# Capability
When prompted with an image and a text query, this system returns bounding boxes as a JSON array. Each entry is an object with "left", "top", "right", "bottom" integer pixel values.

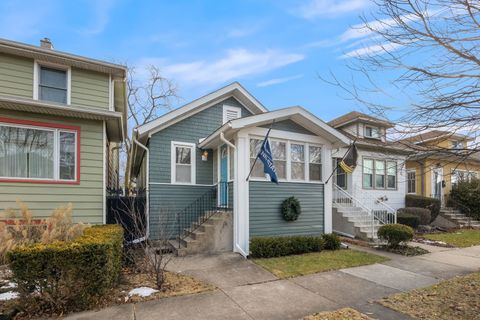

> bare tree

[{"left": 327, "top": 0, "right": 480, "bottom": 155}]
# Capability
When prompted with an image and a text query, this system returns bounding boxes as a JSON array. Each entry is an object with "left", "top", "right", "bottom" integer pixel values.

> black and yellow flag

[{"left": 339, "top": 143, "right": 358, "bottom": 174}]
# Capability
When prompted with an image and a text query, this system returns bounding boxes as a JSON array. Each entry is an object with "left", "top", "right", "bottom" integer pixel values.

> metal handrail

[
  {"left": 352, "top": 185, "right": 397, "bottom": 225},
  {"left": 444, "top": 195, "right": 472, "bottom": 227}
]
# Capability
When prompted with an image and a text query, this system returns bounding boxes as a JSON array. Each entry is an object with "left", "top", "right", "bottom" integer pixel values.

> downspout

[
  {"left": 220, "top": 132, "right": 236, "bottom": 150},
  {"left": 133, "top": 132, "right": 150, "bottom": 241}
]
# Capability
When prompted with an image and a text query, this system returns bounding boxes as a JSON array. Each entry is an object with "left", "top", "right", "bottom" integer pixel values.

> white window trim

[
  {"left": 362, "top": 157, "right": 398, "bottom": 190},
  {"left": 0, "top": 122, "right": 77, "bottom": 182},
  {"left": 248, "top": 135, "right": 324, "bottom": 183},
  {"left": 223, "top": 105, "right": 242, "bottom": 124},
  {"left": 386, "top": 160, "right": 397, "bottom": 190},
  {"left": 108, "top": 74, "right": 114, "bottom": 111},
  {"left": 33, "top": 60, "right": 71, "bottom": 105},
  {"left": 364, "top": 125, "right": 381, "bottom": 140},
  {"left": 171, "top": 141, "right": 196, "bottom": 185},
  {"left": 407, "top": 169, "right": 416, "bottom": 194}
]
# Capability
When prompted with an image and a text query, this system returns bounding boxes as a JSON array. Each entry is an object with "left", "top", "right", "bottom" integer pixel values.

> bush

[
  {"left": 405, "top": 195, "right": 440, "bottom": 223},
  {"left": 8, "top": 224, "right": 123, "bottom": 314},
  {"left": 449, "top": 179, "right": 480, "bottom": 220},
  {"left": 377, "top": 224, "right": 414, "bottom": 248},
  {"left": 322, "top": 233, "right": 341, "bottom": 250},
  {"left": 250, "top": 235, "right": 325, "bottom": 258},
  {"left": 397, "top": 212, "right": 420, "bottom": 229}
]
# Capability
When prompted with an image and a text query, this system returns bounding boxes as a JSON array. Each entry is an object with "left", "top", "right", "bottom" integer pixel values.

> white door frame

[{"left": 431, "top": 167, "right": 444, "bottom": 205}]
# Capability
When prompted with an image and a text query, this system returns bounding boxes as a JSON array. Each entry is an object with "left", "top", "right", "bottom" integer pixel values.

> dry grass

[
  {"left": 303, "top": 307, "right": 373, "bottom": 320},
  {"left": 424, "top": 229, "right": 480, "bottom": 248},
  {"left": 379, "top": 272, "right": 480, "bottom": 320}
]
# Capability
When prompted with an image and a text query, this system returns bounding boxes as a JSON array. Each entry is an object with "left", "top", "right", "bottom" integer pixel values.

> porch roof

[{"left": 199, "top": 106, "right": 351, "bottom": 149}]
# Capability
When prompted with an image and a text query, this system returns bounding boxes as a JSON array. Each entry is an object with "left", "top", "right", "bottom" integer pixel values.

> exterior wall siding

[
  {"left": 260, "top": 119, "right": 316, "bottom": 135},
  {"left": 0, "top": 53, "right": 33, "bottom": 99},
  {"left": 149, "top": 97, "right": 252, "bottom": 185},
  {"left": 249, "top": 181, "right": 325, "bottom": 237},
  {"left": 0, "top": 109, "right": 104, "bottom": 224},
  {"left": 70, "top": 68, "right": 110, "bottom": 110}
]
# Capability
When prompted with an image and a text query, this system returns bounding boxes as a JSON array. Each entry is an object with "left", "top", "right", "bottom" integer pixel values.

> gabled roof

[
  {"left": 398, "top": 130, "right": 471, "bottom": 145},
  {"left": 199, "top": 106, "right": 351, "bottom": 149},
  {"left": 328, "top": 111, "right": 394, "bottom": 129},
  {"left": 136, "top": 82, "right": 267, "bottom": 138},
  {"left": 339, "top": 129, "right": 412, "bottom": 155}
]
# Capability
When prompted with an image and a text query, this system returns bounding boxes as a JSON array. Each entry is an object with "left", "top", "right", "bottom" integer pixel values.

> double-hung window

[
  {"left": 172, "top": 142, "right": 195, "bottom": 184},
  {"left": 0, "top": 120, "right": 78, "bottom": 183},
  {"left": 407, "top": 170, "right": 416, "bottom": 193},
  {"left": 38, "top": 65, "right": 69, "bottom": 104},
  {"left": 387, "top": 161, "right": 397, "bottom": 189},
  {"left": 309, "top": 146, "right": 322, "bottom": 181},
  {"left": 364, "top": 126, "right": 381, "bottom": 139},
  {"left": 363, "top": 159, "right": 374, "bottom": 188},
  {"left": 290, "top": 143, "right": 305, "bottom": 180},
  {"left": 363, "top": 158, "right": 397, "bottom": 190}
]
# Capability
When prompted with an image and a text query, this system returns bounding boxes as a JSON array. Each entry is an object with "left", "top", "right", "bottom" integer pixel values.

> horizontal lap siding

[
  {"left": 149, "top": 184, "right": 212, "bottom": 239},
  {"left": 249, "top": 181, "right": 324, "bottom": 237},
  {"left": 0, "top": 54, "right": 33, "bottom": 98},
  {"left": 0, "top": 109, "right": 104, "bottom": 223},
  {"left": 260, "top": 119, "right": 316, "bottom": 135},
  {"left": 71, "top": 68, "right": 109, "bottom": 110}
]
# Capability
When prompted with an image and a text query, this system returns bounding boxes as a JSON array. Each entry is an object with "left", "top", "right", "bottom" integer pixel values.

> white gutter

[
  {"left": 220, "top": 132, "right": 236, "bottom": 150},
  {"left": 133, "top": 132, "right": 150, "bottom": 240}
]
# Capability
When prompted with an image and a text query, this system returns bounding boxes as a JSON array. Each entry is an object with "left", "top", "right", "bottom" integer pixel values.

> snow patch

[
  {"left": 3, "top": 282, "right": 17, "bottom": 289},
  {"left": 128, "top": 287, "right": 159, "bottom": 297},
  {"left": 0, "top": 291, "right": 19, "bottom": 301}
]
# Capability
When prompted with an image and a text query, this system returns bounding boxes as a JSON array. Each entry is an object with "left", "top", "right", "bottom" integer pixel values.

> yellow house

[{"left": 400, "top": 130, "right": 480, "bottom": 205}]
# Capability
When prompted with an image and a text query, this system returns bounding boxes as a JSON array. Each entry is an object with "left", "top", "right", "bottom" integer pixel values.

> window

[
  {"left": 249, "top": 138, "right": 322, "bottom": 182},
  {"left": 290, "top": 143, "right": 305, "bottom": 180},
  {"left": 223, "top": 105, "right": 241, "bottom": 124},
  {"left": 335, "top": 159, "right": 347, "bottom": 189},
  {"left": 375, "top": 160, "right": 385, "bottom": 188},
  {"left": 38, "top": 66, "right": 68, "bottom": 104},
  {"left": 452, "top": 169, "right": 477, "bottom": 186},
  {"left": 363, "top": 159, "right": 373, "bottom": 188},
  {"left": 407, "top": 170, "right": 416, "bottom": 193},
  {"left": 0, "top": 121, "right": 78, "bottom": 183},
  {"left": 309, "top": 146, "right": 322, "bottom": 181},
  {"left": 452, "top": 141, "right": 464, "bottom": 149},
  {"left": 364, "top": 126, "right": 381, "bottom": 139},
  {"left": 387, "top": 161, "right": 397, "bottom": 189},
  {"left": 172, "top": 142, "right": 195, "bottom": 184}
]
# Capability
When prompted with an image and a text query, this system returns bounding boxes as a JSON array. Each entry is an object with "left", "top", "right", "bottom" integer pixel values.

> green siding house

[
  {"left": 130, "top": 83, "right": 350, "bottom": 256},
  {"left": 0, "top": 38, "right": 127, "bottom": 224}
]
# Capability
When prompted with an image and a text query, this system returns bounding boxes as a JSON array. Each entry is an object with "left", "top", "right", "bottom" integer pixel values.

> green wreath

[{"left": 281, "top": 197, "right": 301, "bottom": 221}]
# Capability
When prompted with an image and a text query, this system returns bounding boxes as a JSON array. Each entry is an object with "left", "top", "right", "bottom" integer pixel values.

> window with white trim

[
  {"left": 309, "top": 146, "right": 322, "bottom": 181},
  {"left": 451, "top": 169, "right": 477, "bottom": 186},
  {"left": 363, "top": 158, "right": 397, "bottom": 190},
  {"left": 172, "top": 142, "right": 195, "bottom": 184},
  {"left": 39, "top": 66, "right": 68, "bottom": 104},
  {"left": 223, "top": 105, "right": 241, "bottom": 124},
  {"left": 407, "top": 170, "right": 416, "bottom": 193},
  {"left": 364, "top": 126, "right": 381, "bottom": 139},
  {"left": 0, "top": 123, "right": 77, "bottom": 182},
  {"left": 387, "top": 161, "right": 397, "bottom": 189},
  {"left": 290, "top": 143, "right": 305, "bottom": 180},
  {"left": 451, "top": 141, "right": 464, "bottom": 149}
]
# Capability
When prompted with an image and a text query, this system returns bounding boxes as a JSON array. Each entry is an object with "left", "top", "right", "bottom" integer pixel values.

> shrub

[
  {"left": 377, "top": 224, "right": 414, "bottom": 248},
  {"left": 405, "top": 195, "right": 440, "bottom": 223},
  {"left": 449, "top": 179, "right": 480, "bottom": 220},
  {"left": 398, "top": 207, "right": 431, "bottom": 225},
  {"left": 0, "top": 202, "right": 86, "bottom": 264},
  {"left": 322, "top": 233, "right": 341, "bottom": 250},
  {"left": 397, "top": 212, "right": 420, "bottom": 229},
  {"left": 250, "top": 235, "right": 325, "bottom": 258},
  {"left": 8, "top": 224, "right": 123, "bottom": 314}
]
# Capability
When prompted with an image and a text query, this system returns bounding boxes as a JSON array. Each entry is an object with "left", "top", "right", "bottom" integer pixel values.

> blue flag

[{"left": 258, "top": 138, "right": 279, "bottom": 184}]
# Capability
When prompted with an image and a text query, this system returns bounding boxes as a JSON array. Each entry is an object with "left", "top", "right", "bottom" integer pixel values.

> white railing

[
  {"left": 333, "top": 184, "right": 375, "bottom": 235},
  {"left": 352, "top": 186, "right": 397, "bottom": 225}
]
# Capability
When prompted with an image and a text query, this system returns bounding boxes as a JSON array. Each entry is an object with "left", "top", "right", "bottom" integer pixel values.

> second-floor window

[
  {"left": 452, "top": 141, "right": 464, "bottom": 149},
  {"left": 39, "top": 66, "right": 68, "bottom": 104},
  {"left": 363, "top": 158, "right": 397, "bottom": 189},
  {"left": 364, "top": 126, "right": 381, "bottom": 139}
]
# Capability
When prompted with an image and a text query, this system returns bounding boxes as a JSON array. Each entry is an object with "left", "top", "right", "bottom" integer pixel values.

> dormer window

[
  {"left": 223, "top": 105, "right": 241, "bottom": 124},
  {"left": 452, "top": 141, "right": 463, "bottom": 149},
  {"left": 34, "top": 62, "right": 71, "bottom": 105},
  {"left": 364, "top": 126, "right": 380, "bottom": 139}
]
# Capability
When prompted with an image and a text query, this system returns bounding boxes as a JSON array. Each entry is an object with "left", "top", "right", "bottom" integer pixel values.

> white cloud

[
  {"left": 257, "top": 74, "right": 304, "bottom": 87},
  {"left": 297, "top": 0, "right": 371, "bottom": 19},
  {"left": 339, "top": 42, "right": 403, "bottom": 59},
  {"left": 152, "top": 49, "right": 304, "bottom": 86},
  {"left": 78, "top": 0, "right": 115, "bottom": 35}
]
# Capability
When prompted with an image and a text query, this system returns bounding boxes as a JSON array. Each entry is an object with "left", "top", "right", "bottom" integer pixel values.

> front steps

[
  {"left": 168, "top": 211, "right": 233, "bottom": 256},
  {"left": 333, "top": 206, "right": 381, "bottom": 241},
  {"left": 440, "top": 207, "right": 480, "bottom": 228}
]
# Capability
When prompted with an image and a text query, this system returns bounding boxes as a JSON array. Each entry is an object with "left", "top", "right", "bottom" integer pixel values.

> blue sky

[{"left": 0, "top": 0, "right": 389, "bottom": 122}]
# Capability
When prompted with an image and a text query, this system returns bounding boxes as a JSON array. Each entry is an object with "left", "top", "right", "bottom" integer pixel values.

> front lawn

[
  {"left": 424, "top": 229, "right": 480, "bottom": 248},
  {"left": 379, "top": 272, "right": 480, "bottom": 320},
  {"left": 253, "top": 249, "right": 388, "bottom": 278},
  {"left": 303, "top": 307, "right": 373, "bottom": 320}
]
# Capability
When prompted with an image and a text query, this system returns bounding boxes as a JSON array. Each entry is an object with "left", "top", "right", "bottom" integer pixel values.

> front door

[
  {"left": 432, "top": 167, "right": 443, "bottom": 204},
  {"left": 219, "top": 145, "right": 228, "bottom": 207}
]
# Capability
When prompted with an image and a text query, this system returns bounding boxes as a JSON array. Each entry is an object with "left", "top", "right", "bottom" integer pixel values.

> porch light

[{"left": 202, "top": 150, "right": 209, "bottom": 161}]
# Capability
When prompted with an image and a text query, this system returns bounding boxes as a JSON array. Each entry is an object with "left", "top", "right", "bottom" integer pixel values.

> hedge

[
  {"left": 397, "top": 212, "right": 420, "bottom": 229},
  {"left": 449, "top": 179, "right": 480, "bottom": 220},
  {"left": 377, "top": 224, "right": 414, "bottom": 247},
  {"left": 250, "top": 234, "right": 341, "bottom": 258},
  {"left": 398, "top": 207, "right": 431, "bottom": 225},
  {"left": 8, "top": 224, "right": 123, "bottom": 313},
  {"left": 405, "top": 194, "right": 440, "bottom": 223}
]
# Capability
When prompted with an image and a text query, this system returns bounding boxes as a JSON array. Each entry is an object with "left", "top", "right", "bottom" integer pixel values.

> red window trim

[{"left": 0, "top": 117, "right": 81, "bottom": 185}]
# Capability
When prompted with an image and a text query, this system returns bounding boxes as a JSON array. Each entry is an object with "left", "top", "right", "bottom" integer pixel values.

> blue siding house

[{"left": 129, "top": 82, "right": 350, "bottom": 256}]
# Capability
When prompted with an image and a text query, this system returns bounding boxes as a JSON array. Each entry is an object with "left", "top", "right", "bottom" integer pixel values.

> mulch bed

[
  {"left": 413, "top": 236, "right": 454, "bottom": 248},
  {"left": 374, "top": 245, "right": 429, "bottom": 256},
  {"left": 303, "top": 307, "right": 373, "bottom": 320}
]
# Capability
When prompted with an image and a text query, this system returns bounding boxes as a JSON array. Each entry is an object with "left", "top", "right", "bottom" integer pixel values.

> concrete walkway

[{"left": 65, "top": 244, "right": 480, "bottom": 320}]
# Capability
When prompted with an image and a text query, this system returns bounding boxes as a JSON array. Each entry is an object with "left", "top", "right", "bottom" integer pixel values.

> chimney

[{"left": 40, "top": 38, "right": 53, "bottom": 50}]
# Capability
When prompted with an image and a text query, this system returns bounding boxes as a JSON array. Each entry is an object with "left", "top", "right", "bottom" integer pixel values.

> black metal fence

[{"left": 106, "top": 192, "right": 146, "bottom": 242}]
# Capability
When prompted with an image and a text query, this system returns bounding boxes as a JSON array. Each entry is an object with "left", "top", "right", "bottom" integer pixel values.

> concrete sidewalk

[{"left": 65, "top": 245, "right": 480, "bottom": 320}]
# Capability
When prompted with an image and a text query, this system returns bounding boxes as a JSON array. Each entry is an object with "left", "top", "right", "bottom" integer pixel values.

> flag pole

[
  {"left": 246, "top": 120, "right": 275, "bottom": 182},
  {"left": 325, "top": 137, "right": 357, "bottom": 184}
]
